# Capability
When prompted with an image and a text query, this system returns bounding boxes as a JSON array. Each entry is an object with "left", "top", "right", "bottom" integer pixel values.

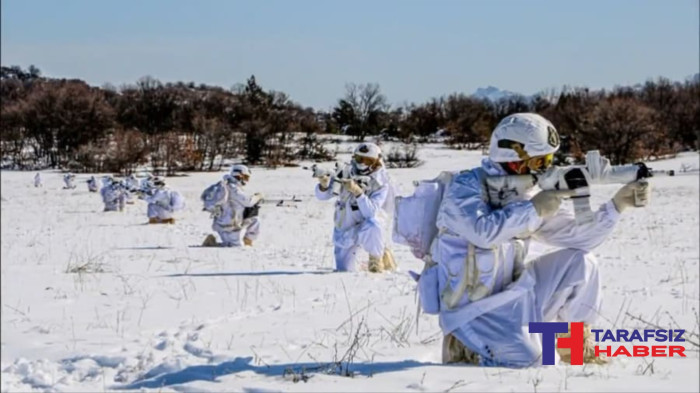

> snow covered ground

[{"left": 1, "top": 144, "right": 698, "bottom": 392}]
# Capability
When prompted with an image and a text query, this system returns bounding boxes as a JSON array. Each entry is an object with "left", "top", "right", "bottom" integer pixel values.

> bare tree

[
  {"left": 2, "top": 64, "right": 698, "bottom": 172},
  {"left": 336, "top": 82, "right": 389, "bottom": 141},
  {"left": 581, "top": 96, "right": 656, "bottom": 164}
]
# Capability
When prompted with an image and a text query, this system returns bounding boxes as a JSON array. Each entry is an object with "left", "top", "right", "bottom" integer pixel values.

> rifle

[
  {"left": 259, "top": 195, "right": 304, "bottom": 206},
  {"left": 133, "top": 185, "right": 157, "bottom": 200},
  {"left": 485, "top": 150, "right": 677, "bottom": 224},
  {"left": 302, "top": 163, "right": 372, "bottom": 195},
  {"left": 204, "top": 195, "right": 303, "bottom": 220},
  {"left": 243, "top": 196, "right": 303, "bottom": 218}
]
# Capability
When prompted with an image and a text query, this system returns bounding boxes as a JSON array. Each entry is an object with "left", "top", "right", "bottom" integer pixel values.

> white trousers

[
  {"left": 147, "top": 203, "right": 172, "bottom": 219},
  {"left": 217, "top": 217, "right": 260, "bottom": 247},
  {"left": 104, "top": 196, "right": 125, "bottom": 212},
  {"left": 450, "top": 248, "right": 601, "bottom": 367},
  {"left": 334, "top": 219, "right": 385, "bottom": 272}
]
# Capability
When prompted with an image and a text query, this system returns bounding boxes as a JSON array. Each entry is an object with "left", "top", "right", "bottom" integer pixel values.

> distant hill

[{"left": 471, "top": 86, "right": 529, "bottom": 102}]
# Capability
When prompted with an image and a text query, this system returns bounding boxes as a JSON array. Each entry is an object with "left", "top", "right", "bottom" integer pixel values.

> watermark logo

[{"left": 529, "top": 322, "right": 686, "bottom": 365}]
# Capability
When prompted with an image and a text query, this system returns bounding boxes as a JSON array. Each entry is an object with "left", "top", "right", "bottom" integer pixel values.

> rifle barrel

[
  {"left": 653, "top": 169, "right": 699, "bottom": 177},
  {"left": 649, "top": 169, "right": 677, "bottom": 177}
]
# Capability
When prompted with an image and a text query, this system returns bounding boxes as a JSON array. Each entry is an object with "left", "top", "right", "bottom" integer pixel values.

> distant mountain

[
  {"left": 471, "top": 86, "right": 528, "bottom": 102},
  {"left": 470, "top": 75, "right": 699, "bottom": 104}
]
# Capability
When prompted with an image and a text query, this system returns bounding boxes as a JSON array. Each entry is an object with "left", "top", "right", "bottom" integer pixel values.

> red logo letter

[
  {"left": 633, "top": 346, "right": 649, "bottom": 357},
  {"left": 595, "top": 346, "right": 611, "bottom": 357},
  {"left": 669, "top": 346, "right": 686, "bottom": 357},
  {"left": 651, "top": 346, "right": 666, "bottom": 357},
  {"left": 557, "top": 322, "right": 584, "bottom": 365}
]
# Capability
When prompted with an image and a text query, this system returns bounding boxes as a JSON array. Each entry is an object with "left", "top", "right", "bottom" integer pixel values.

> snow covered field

[{"left": 1, "top": 145, "right": 699, "bottom": 392}]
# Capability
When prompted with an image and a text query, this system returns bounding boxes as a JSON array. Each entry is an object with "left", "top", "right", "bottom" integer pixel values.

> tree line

[{"left": 1, "top": 64, "right": 697, "bottom": 174}]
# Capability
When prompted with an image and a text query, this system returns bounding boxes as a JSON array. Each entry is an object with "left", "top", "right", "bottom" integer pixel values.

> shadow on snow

[
  {"left": 115, "top": 356, "right": 435, "bottom": 390},
  {"left": 163, "top": 270, "right": 334, "bottom": 278}
]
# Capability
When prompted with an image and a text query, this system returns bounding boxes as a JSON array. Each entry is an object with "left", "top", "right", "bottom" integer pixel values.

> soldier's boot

[
  {"left": 556, "top": 323, "right": 610, "bottom": 365},
  {"left": 442, "top": 333, "right": 480, "bottom": 364},
  {"left": 202, "top": 234, "right": 218, "bottom": 247},
  {"left": 381, "top": 248, "right": 397, "bottom": 272},
  {"left": 368, "top": 254, "right": 383, "bottom": 273}
]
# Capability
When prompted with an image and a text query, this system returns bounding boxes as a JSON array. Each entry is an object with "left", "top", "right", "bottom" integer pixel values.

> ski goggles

[
  {"left": 235, "top": 173, "right": 250, "bottom": 183},
  {"left": 353, "top": 154, "right": 377, "bottom": 167},
  {"left": 507, "top": 153, "right": 554, "bottom": 174},
  {"left": 527, "top": 153, "right": 554, "bottom": 172}
]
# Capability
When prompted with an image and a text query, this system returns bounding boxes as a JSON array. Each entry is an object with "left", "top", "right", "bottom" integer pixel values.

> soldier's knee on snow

[
  {"left": 334, "top": 246, "right": 358, "bottom": 272},
  {"left": 334, "top": 264, "right": 354, "bottom": 272}
]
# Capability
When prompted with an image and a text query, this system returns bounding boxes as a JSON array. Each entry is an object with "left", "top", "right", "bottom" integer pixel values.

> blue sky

[{"left": 2, "top": 0, "right": 698, "bottom": 110}]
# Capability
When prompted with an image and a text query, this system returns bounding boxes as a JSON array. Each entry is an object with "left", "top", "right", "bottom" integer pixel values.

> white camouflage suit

[
  {"left": 124, "top": 175, "right": 139, "bottom": 203},
  {"left": 87, "top": 177, "right": 99, "bottom": 192},
  {"left": 63, "top": 174, "right": 76, "bottom": 189},
  {"left": 211, "top": 181, "right": 261, "bottom": 247},
  {"left": 146, "top": 188, "right": 185, "bottom": 221},
  {"left": 315, "top": 166, "right": 391, "bottom": 271},
  {"left": 101, "top": 183, "right": 126, "bottom": 211},
  {"left": 428, "top": 158, "right": 619, "bottom": 367}
]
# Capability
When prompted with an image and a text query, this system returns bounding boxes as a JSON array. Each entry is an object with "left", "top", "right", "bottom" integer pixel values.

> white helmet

[
  {"left": 352, "top": 143, "right": 382, "bottom": 175},
  {"left": 488, "top": 113, "right": 560, "bottom": 163},
  {"left": 230, "top": 164, "right": 252, "bottom": 185}
]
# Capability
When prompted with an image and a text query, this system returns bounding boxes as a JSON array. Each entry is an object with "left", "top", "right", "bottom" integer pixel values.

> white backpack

[
  {"left": 201, "top": 181, "right": 228, "bottom": 213},
  {"left": 392, "top": 171, "right": 455, "bottom": 261},
  {"left": 169, "top": 190, "right": 186, "bottom": 211},
  {"left": 393, "top": 171, "right": 456, "bottom": 315},
  {"left": 394, "top": 169, "right": 497, "bottom": 317}
]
